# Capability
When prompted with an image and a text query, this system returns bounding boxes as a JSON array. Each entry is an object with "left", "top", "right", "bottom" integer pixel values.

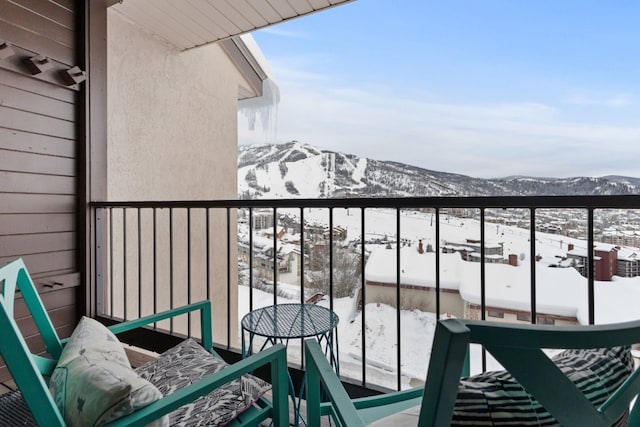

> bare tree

[{"left": 307, "top": 243, "right": 361, "bottom": 298}]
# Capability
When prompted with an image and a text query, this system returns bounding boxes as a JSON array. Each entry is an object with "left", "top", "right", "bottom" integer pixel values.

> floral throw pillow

[{"left": 49, "top": 316, "right": 166, "bottom": 427}]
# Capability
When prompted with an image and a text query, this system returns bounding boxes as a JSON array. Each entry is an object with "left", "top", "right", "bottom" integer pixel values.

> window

[
  {"left": 517, "top": 313, "right": 532, "bottom": 322},
  {"left": 537, "top": 316, "right": 555, "bottom": 325},
  {"left": 488, "top": 310, "right": 504, "bottom": 319}
]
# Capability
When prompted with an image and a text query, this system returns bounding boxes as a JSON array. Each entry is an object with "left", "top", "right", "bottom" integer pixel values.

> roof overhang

[
  {"left": 220, "top": 35, "right": 269, "bottom": 99},
  {"left": 108, "top": 0, "right": 354, "bottom": 51}
]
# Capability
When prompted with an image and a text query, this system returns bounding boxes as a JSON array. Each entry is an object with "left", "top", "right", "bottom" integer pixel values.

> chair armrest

[
  {"left": 599, "top": 367, "right": 640, "bottom": 423},
  {"left": 307, "top": 319, "right": 468, "bottom": 427},
  {"left": 107, "top": 301, "right": 213, "bottom": 352},
  {"left": 105, "top": 343, "right": 290, "bottom": 427},
  {"left": 352, "top": 387, "right": 423, "bottom": 410},
  {"left": 305, "top": 339, "right": 366, "bottom": 427}
]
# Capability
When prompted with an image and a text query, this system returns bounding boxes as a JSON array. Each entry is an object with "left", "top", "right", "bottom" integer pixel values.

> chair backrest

[
  {"left": 417, "top": 318, "right": 470, "bottom": 426},
  {"left": 0, "top": 258, "right": 66, "bottom": 425},
  {"left": 457, "top": 318, "right": 640, "bottom": 426}
]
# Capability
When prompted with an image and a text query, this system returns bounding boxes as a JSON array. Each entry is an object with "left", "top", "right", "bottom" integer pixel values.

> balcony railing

[{"left": 90, "top": 195, "right": 640, "bottom": 393}]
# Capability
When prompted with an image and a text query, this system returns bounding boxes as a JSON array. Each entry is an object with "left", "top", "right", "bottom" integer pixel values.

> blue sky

[{"left": 238, "top": 0, "right": 640, "bottom": 179}]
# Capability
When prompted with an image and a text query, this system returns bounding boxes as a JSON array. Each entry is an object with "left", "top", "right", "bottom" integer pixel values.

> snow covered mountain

[{"left": 238, "top": 141, "right": 640, "bottom": 198}]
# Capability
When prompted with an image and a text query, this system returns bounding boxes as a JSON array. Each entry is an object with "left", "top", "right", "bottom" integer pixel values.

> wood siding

[{"left": 0, "top": 0, "right": 82, "bottom": 380}]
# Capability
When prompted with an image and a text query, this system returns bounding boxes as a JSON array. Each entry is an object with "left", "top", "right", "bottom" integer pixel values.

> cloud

[
  {"left": 565, "top": 93, "right": 633, "bottom": 108},
  {"left": 239, "top": 65, "right": 640, "bottom": 179}
]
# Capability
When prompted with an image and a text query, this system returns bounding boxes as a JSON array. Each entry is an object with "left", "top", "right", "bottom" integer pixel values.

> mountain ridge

[{"left": 238, "top": 141, "right": 640, "bottom": 198}]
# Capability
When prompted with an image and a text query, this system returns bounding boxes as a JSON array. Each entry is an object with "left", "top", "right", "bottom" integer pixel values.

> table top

[{"left": 241, "top": 303, "right": 339, "bottom": 339}]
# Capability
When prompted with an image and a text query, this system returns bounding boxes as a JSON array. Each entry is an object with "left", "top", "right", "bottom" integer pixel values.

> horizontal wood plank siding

[
  {"left": 0, "top": 213, "right": 75, "bottom": 235},
  {"left": 0, "top": 150, "right": 76, "bottom": 176},
  {"left": 50, "top": 0, "right": 74, "bottom": 12},
  {"left": 10, "top": 0, "right": 75, "bottom": 29},
  {"left": 0, "top": 1, "right": 74, "bottom": 46},
  {"left": 0, "top": 194, "right": 76, "bottom": 214},
  {"left": 0, "top": 251, "right": 76, "bottom": 277},
  {"left": 0, "top": 0, "right": 75, "bottom": 65},
  {"left": 14, "top": 285, "right": 78, "bottom": 319},
  {"left": 0, "top": 106, "right": 76, "bottom": 139},
  {"left": 0, "top": 0, "right": 81, "bottom": 385},
  {"left": 0, "top": 286, "right": 77, "bottom": 382},
  {"left": 0, "top": 69, "right": 76, "bottom": 103},
  {"left": 0, "top": 171, "right": 75, "bottom": 194},
  {"left": 0, "top": 81, "right": 75, "bottom": 121},
  {"left": 0, "top": 232, "right": 76, "bottom": 258},
  {"left": 0, "top": 127, "right": 76, "bottom": 158}
]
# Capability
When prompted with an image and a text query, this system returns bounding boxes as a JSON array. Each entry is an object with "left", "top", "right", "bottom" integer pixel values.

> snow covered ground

[
  {"left": 239, "top": 284, "right": 438, "bottom": 390},
  {"left": 238, "top": 208, "right": 640, "bottom": 390}
]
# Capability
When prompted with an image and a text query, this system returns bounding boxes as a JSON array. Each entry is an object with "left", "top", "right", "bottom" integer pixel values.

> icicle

[{"left": 239, "top": 78, "right": 280, "bottom": 142}]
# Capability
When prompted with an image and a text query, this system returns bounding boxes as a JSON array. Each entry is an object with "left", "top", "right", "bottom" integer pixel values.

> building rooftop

[{"left": 365, "top": 246, "right": 640, "bottom": 325}]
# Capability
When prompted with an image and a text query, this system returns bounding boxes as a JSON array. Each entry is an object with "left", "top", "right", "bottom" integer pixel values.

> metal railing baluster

[
  {"left": 361, "top": 207, "right": 366, "bottom": 387},
  {"left": 227, "top": 207, "right": 232, "bottom": 349},
  {"left": 123, "top": 208, "right": 127, "bottom": 321},
  {"left": 187, "top": 208, "right": 192, "bottom": 338},
  {"left": 137, "top": 208, "right": 142, "bottom": 319},
  {"left": 395, "top": 207, "right": 401, "bottom": 391},
  {"left": 248, "top": 208, "right": 254, "bottom": 312},
  {"left": 273, "top": 207, "right": 278, "bottom": 306},
  {"left": 435, "top": 209, "right": 440, "bottom": 318},
  {"left": 169, "top": 208, "right": 174, "bottom": 334},
  {"left": 89, "top": 195, "right": 640, "bottom": 392},
  {"left": 530, "top": 208, "right": 537, "bottom": 324},
  {"left": 588, "top": 208, "right": 595, "bottom": 325}
]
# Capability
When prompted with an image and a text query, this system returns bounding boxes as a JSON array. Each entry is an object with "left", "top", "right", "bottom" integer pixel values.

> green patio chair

[
  {"left": 304, "top": 318, "right": 471, "bottom": 427},
  {"left": 305, "top": 318, "right": 640, "bottom": 427},
  {"left": 0, "top": 258, "right": 290, "bottom": 426}
]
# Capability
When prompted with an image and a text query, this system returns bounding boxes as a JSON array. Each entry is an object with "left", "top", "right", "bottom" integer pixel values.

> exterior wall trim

[{"left": 81, "top": 0, "right": 108, "bottom": 318}]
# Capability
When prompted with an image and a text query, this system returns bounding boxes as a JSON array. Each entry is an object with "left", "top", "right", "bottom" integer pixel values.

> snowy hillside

[{"left": 238, "top": 141, "right": 640, "bottom": 198}]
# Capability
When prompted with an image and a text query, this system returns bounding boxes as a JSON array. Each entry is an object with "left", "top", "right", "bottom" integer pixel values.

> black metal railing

[{"left": 90, "top": 195, "right": 640, "bottom": 392}]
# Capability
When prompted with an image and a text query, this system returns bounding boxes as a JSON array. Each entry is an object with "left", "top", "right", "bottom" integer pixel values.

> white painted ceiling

[{"left": 111, "top": 0, "right": 354, "bottom": 50}]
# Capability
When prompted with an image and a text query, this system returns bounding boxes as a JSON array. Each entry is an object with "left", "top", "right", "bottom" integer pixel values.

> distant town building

[
  {"left": 252, "top": 210, "right": 274, "bottom": 230},
  {"left": 616, "top": 248, "right": 640, "bottom": 278},
  {"left": 442, "top": 238, "right": 504, "bottom": 263},
  {"left": 323, "top": 225, "right": 348, "bottom": 241},
  {"left": 261, "top": 226, "right": 286, "bottom": 240},
  {"left": 237, "top": 234, "right": 299, "bottom": 281},
  {"left": 364, "top": 245, "right": 583, "bottom": 326},
  {"left": 601, "top": 229, "right": 640, "bottom": 248},
  {"left": 566, "top": 243, "right": 617, "bottom": 281}
]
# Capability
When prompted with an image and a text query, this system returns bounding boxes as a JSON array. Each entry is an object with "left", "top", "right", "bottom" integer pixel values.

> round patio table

[{"left": 241, "top": 303, "right": 340, "bottom": 426}]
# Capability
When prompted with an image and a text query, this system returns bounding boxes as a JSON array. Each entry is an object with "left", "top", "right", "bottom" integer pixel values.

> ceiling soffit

[{"left": 110, "top": 0, "right": 354, "bottom": 51}]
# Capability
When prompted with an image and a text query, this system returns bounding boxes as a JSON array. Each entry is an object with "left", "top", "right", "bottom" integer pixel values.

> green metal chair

[
  {"left": 304, "top": 318, "right": 471, "bottom": 427},
  {"left": 305, "top": 317, "right": 640, "bottom": 427},
  {"left": 0, "top": 258, "right": 290, "bottom": 426}
]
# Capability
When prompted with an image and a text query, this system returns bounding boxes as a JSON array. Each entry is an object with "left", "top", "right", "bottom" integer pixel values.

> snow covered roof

[
  {"left": 468, "top": 253, "right": 504, "bottom": 259},
  {"left": 457, "top": 261, "right": 583, "bottom": 318},
  {"left": 594, "top": 242, "right": 617, "bottom": 252},
  {"left": 365, "top": 247, "right": 461, "bottom": 290},
  {"left": 444, "top": 240, "right": 503, "bottom": 249},
  {"left": 365, "top": 246, "right": 640, "bottom": 324},
  {"left": 567, "top": 247, "right": 602, "bottom": 260},
  {"left": 618, "top": 247, "right": 639, "bottom": 261}
]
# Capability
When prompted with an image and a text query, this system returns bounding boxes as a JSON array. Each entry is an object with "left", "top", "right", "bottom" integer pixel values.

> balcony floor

[{"left": 0, "top": 382, "right": 15, "bottom": 396}]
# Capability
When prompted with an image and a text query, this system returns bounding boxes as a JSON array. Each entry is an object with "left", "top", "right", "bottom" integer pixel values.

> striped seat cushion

[{"left": 451, "top": 346, "right": 633, "bottom": 426}]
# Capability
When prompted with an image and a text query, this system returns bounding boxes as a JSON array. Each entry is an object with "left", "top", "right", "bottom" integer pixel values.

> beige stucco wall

[
  {"left": 106, "top": 10, "right": 246, "bottom": 347},
  {"left": 464, "top": 303, "right": 578, "bottom": 326},
  {"left": 365, "top": 282, "right": 465, "bottom": 318}
]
